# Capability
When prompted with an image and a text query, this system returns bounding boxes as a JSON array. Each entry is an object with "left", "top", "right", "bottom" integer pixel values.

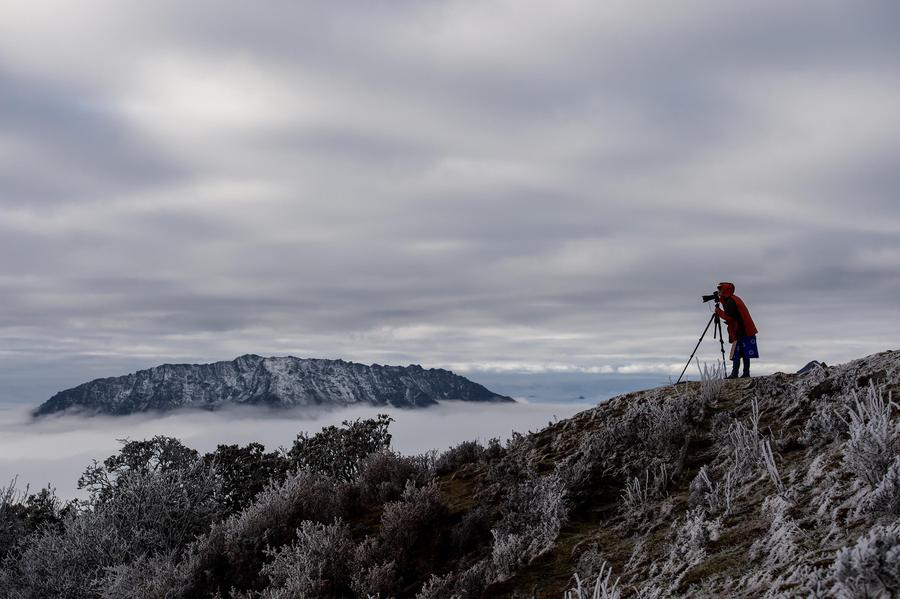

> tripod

[{"left": 675, "top": 304, "right": 728, "bottom": 384}]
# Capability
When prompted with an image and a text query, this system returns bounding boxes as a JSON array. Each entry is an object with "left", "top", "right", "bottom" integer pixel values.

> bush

[
  {"left": 491, "top": 470, "right": 568, "bottom": 581},
  {"left": 79, "top": 436, "right": 199, "bottom": 504},
  {"left": 289, "top": 414, "right": 393, "bottom": 482},
  {"left": 0, "top": 462, "right": 220, "bottom": 599},
  {"left": 1, "top": 479, "right": 28, "bottom": 558},
  {"left": 204, "top": 443, "right": 290, "bottom": 514},
  {"left": 661, "top": 507, "right": 721, "bottom": 581},
  {"left": 3, "top": 510, "right": 129, "bottom": 599},
  {"left": 688, "top": 464, "right": 738, "bottom": 516},
  {"left": 260, "top": 519, "right": 354, "bottom": 598},
  {"left": 355, "top": 450, "right": 432, "bottom": 505},
  {"left": 830, "top": 522, "right": 900, "bottom": 597},
  {"left": 435, "top": 440, "right": 485, "bottom": 475},
  {"left": 748, "top": 495, "right": 801, "bottom": 570},
  {"left": 450, "top": 505, "right": 494, "bottom": 554},
  {"left": 864, "top": 456, "right": 900, "bottom": 517},
  {"left": 168, "top": 469, "right": 343, "bottom": 597},
  {"left": 350, "top": 537, "right": 396, "bottom": 598},
  {"left": 841, "top": 385, "right": 897, "bottom": 488},
  {"left": 621, "top": 463, "right": 669, "bottom": 522},
  {"left": 100, "top": 463, "right": 222, "bottom": 556},
  {"left": 379, "top": 481, "right": 447, "bottom": 561},
  {"left": 99, "top": 552, "right": 184, "bottom": 599},
  {"left": 564, "top": 559, "right": 621, "bottom": 599}
]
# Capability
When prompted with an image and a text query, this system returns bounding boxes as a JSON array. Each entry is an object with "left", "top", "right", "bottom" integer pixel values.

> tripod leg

[
  {"left": 716, "top": 317, "right": 728, "bottom": 375},
  {"left": 676, "top": 313, "right": 717, "bottom": 384}
]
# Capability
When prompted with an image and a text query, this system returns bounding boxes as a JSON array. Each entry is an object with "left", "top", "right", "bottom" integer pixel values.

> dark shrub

[
  {"left": 289, "top": 414, "right": 393, "bottom": 482},
  {"left": 435, "top": 440, "right": 485, "bottom": 475},
  {"left": 356, "top": 450, "right": 432, "bottom": 505},
  {"left": 204, "top": 442, "right": 290, "bottom": 513}
]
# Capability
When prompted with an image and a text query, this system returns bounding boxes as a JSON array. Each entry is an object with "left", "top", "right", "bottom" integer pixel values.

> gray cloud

[{"left": 1, "top": 1, "right": 899, "bottom": 406}]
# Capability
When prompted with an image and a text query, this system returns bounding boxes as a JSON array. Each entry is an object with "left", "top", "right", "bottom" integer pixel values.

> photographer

[{"left": 713, "top": 282, "right": 758, "bottom": 378}]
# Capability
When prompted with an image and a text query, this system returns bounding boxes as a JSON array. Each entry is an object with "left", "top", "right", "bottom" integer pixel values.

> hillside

[
  {"left": 3, "top": 350, "right": 898, "bottom": 598},
  {"left": 33, "top": 354, "right": 513, "bottom": 416}
]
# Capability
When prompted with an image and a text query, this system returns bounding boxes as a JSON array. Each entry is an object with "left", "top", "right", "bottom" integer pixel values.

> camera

[{"left": 701, "top": 290, "right": 719, "bottom": 303}]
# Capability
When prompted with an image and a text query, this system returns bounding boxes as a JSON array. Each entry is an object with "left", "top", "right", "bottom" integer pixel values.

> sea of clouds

[{"left": 0, "top": 399, "right": 591, "bottom": 500}]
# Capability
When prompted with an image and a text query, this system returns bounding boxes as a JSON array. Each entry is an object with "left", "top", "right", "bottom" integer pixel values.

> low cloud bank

[{"left": 0, "top": 400, "right": 590, "bottom": 500}]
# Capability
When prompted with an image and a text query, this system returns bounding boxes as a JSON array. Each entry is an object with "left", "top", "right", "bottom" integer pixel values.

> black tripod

[{"left": 675, "top": 304, "right": 728, "bottom": 384}]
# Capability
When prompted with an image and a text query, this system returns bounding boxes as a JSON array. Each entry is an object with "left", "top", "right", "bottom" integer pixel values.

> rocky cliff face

[{"left": 33, "top": 355, "right": 513, "bottom": 416}]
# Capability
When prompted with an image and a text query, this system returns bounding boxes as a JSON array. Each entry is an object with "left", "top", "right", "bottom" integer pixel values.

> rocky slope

[
  {"left": 33, "top": 355, "right": 513, "bottom": 416},
  {"left": 453, "top": 349, "right": 900, "bottom": 597}
]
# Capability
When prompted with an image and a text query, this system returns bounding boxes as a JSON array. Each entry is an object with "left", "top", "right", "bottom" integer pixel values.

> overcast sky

[{"left": 2, "top": 1, "right": 899, "bottom": 405}]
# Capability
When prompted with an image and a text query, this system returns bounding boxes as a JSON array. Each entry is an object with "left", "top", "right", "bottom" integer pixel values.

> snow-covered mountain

[{"left": 33, "top": 355, "right": 513, "bottom": 416}]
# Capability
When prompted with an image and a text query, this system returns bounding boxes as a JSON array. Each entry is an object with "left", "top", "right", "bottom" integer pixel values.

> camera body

[{"left": 702, "top": 290, "right": 720, "bottom": 303}]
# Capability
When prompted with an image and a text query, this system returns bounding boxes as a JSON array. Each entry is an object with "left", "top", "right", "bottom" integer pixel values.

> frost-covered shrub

[
  {"left": 689, "top": 464, "right": 738, "bottom": 516},
  {"left": 163, "top": 468, "right": 342, "bottom": 597},
  {"left": 571, "top": 545, "right": 619, "bottom": 597},
  {"left": 621, "top": 464, "right": 668, "bottom": 521},
  {"left": 626, "top": 396, "right": 690, "bottom": 457},
  {"left": 99, "top": 552, "right": 183, "bottom": 599},
  {"left": 697, "top": 360, "right": 725, "bottom": 406},
  {"left": 416, "top": 572, "right": 459, "bottom": 599},
  {"left": 829, "top": 522, "right": 900, "bottom": 597},
  {"left": 621, "top": 471, "right": 651, "bottom": 518},
  {"left": 662, "top": 507, "right": 721, "bottom": 580},
  {"left": 802, "top": 401, "right": 845, "bottom": 446},
  {"left": 841, "top": 385, "right": 897, "bottom": 487},
  {"left": 1, "top": 463, "right": 221, "bottom": 599},
  {"left": 259, "top": 519, "right": 354, "bottom": 598},
  {"left": 864, "top": 456, "right": 900, "bottom": 517},
  {"left": 558, "top": 429, "right": 618, "bottom": 507},
  {"left": 79, "top": 436, "right": 200, "bottom": 504},
  {"left": 491, "top": 470, "right": 569, "bottom": 581},
  {"left": 99, "top": 464, "right": 222, "bottom": 556},
  {"left": 356, "top": 450, "right": 431, "bottom": 505},
  {"left": 748, "top": 495, "right": 801, "bottom": 571},
  {"left": 0, "top": 479, "right": 27, "bottom": 558},
  {"left": 564, "top": 560, "right": 621, "bottom": 599},
  {"left": 435, "top": 440, "right": 485, "bottom": 475},
  {"left": 0, "top": 481, "right": 72, "bottom": 559},
  {"left": 451, "top": 505, "right": 493, "bottom": 554},
  {"left": 379, "top": 481, "right": 447, "bottom": 559},
  {"left": 4, "top": 509, "right": 129, "bottom": 599},
  {"left": 350, "top": 537, "right": 396, "bottom": 599},
  {"left": 725, "top": 399, "right": 763, "bottom": 474},
  {"left": 759, "top": 439, "right": 785, "bottom": 495}
]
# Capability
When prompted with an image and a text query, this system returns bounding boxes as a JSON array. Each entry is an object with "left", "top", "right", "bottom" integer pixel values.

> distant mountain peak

[{"left": 33, "top": 355, "right": 513, "bottom": 417}]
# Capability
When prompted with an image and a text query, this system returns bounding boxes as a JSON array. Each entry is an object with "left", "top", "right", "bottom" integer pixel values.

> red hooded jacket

[{"left": 714, "top": 282, "right": 758, "bottom": 343}]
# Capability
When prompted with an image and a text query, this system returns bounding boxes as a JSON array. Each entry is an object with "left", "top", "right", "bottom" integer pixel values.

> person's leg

[
  {"left": 741, "top": 354, "right": 750, "bottom": 377},
  {"left": 728, "top": 356, "right": 740, "bottom": 378}
]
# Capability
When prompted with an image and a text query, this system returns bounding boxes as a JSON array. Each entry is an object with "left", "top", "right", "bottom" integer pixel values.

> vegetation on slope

[{"left": 2, "top": 351, "right": 899, "bottom": 598}]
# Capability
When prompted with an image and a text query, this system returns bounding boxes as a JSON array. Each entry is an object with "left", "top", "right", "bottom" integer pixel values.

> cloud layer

[
  {"left": 2, "top": 1, "right": 899, "bottom": 404},
  {"left": 0, "top": 400, "right": 589, "bottom": 499}
]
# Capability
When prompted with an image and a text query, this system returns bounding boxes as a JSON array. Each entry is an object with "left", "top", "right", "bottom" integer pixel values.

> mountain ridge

[{"left": 33, "top": 354, "right": 514, "bottom": 416}]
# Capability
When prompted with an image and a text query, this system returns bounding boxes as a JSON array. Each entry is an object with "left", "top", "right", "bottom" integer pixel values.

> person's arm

[{"left": 715, "top": 303, "right": 735, "bottom": 323}]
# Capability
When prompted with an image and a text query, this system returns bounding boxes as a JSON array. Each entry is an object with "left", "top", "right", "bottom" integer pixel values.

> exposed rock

[{"left": 796, "top": 360, "right": 827, "bottom": 375}]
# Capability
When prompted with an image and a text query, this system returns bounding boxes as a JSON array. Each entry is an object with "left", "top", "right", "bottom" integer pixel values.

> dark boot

[
  {"left": 726, "top": 359, "right": 740, "bottom": 379},
  {"left": 740, "top": 356, "right": 750, "bottom": 378}
]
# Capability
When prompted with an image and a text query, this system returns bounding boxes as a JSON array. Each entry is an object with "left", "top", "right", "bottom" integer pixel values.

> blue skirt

[{"left": 730, "top": 335, "right": 759, "bottom": 360}]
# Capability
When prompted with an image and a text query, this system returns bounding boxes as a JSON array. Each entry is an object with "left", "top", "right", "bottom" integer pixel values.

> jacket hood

[{"left": 718, "top": 282, "right": 735, "bottom": 299}]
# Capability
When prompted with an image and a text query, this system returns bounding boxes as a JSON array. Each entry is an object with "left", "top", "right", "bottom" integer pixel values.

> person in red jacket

[{"left": 714, "top": 282, "right": 759, "bottom": 378}]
